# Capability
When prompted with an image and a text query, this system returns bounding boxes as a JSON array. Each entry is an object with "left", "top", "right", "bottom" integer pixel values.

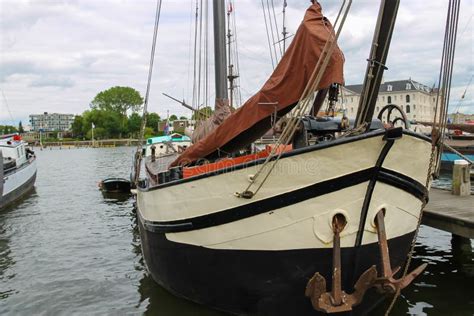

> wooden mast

[
  {"left": 213, "top": 0, "right": 228, "bottom": 104},
  {"left": 354, "top": 0, "right": 400, "bottom": 130}
]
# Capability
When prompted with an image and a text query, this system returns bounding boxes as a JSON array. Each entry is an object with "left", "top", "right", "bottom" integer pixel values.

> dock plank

[{"left": 423, "top": 188, "right": 474, "bottom": 238}]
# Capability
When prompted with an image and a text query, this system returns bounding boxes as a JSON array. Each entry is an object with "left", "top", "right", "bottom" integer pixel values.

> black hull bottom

[
  {"left": 0, "top": 172, "right": 36, "bottom": 209},
  {"left": 138, "top": 218, "right": 415, "bottom": 315}
]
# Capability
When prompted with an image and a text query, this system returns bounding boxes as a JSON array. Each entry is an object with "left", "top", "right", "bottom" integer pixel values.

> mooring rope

[
  {"left": 384, "top": 1, "right": 460, "bottom": 314},
  {"left": 133, "top": 0, "right": 163, "bottom": 186}
]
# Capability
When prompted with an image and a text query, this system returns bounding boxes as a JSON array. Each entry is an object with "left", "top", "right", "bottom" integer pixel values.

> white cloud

[{"left": 0, "top": 0, "right": 472, "bottom": 126}]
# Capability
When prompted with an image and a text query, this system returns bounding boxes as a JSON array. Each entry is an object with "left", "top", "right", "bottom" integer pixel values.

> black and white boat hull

[{"left": 136, "top": 129, "right": 433, "bottom": 315}]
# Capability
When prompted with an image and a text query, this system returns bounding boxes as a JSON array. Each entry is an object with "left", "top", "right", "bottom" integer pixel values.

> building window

[
  {"left": 388, "top": 96, "right": 392, "bottom": 104},
  {"left": 406, "top": 83, "right": 411, "bottom": 90},
  {"left": 406, "top": 95, "right": 410, "bottom": 103},
  {"left": 387, "top": 85, "right": 393, "bottom": 92},
  {"left": 413, "top": 104, "right": 416, "bottom": 110},
  {"left": 382, "top": 96, "right": 385, "bottom": 101},
  {"left": 406, "top": 105, "right": 411, "bottom": 113}
]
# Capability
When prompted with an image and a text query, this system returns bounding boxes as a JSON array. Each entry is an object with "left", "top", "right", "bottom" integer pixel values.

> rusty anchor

[
  {"left": 305, "top": 214, "right": 377, "bottom": 313},
  {"left": 373, "top": 209, "right": 427, "bottom": 294}
]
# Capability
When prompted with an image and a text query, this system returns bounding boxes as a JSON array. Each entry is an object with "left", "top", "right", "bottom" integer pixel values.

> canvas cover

[
  {"left": 191, "top": 98, "right": 233, "bottom": 143},
  {"left": 172, "top": 3, "right": 344, "bottom": 167}
]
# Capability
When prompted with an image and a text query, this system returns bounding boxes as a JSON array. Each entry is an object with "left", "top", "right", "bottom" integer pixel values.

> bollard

[
  {"left": 151, "top": 145, "right": 156, "bottom": 162},
  {"left": 452, "top": 160, "right": 471, "bottom": 196}
]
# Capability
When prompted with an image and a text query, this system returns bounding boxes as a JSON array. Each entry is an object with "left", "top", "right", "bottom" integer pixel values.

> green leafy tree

[
  {"left": 179, "top": 116, "right": 187, "bottom": 120},
  {"left": 90, "top": 86, "right": 143, "bottom": 137},
  {"left": 82, "top": 109, "right": 124, "bottom": 139},
  {"left": 71, "top": 115, "right": 84, "bottom": 138},
  {"left": 146, "top": 112, "right": 161, "bottom": 134},
  {"left": 18, "top": 121, "right": 24, "bottom": 133},
  {"left": 191, "top": 106, "right": 213, "bottom": 120},
  {"left": 169, "top": 114, "right": 178, "bottom": 121},
  {"left": 91, "top": 86, "right": 143, "bottom": 114},
  {"left": 143, "top": 127, "right": 154, "bottom": 139},
  {"left": 128, "top": 113, "right": 142, "bottom": 138},
  {"left": 0, "top": 125, "right": 17, "bottom": 134}
]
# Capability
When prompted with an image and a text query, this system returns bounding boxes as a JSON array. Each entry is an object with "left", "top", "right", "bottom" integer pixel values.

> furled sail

[{"left": 172, "top": 3, "right": 344, "bottom": 167}]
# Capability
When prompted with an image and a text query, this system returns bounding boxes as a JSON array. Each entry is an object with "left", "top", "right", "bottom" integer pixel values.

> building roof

[{"left": 345, "top": 79, "right": 434, "bottom": 95}]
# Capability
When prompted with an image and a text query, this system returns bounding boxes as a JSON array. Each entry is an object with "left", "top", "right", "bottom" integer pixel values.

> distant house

[
  {"left": 29, "top": 112, "right": 75, "bottom": 132},
  {"left": 158, "top": 119, "right": 191, "bottom": 134},
  {"left": 333, "top": 79, "right": 440, "bottom": 122}
]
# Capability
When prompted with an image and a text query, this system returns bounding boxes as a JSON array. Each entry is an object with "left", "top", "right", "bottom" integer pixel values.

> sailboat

[{"left": 134, "top": 0, "right": 457, "bottom": 314}]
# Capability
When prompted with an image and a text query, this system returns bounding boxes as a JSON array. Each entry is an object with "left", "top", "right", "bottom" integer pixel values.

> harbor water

[{"left": 0, "top": 147, "right": 472, "bottom": 315}]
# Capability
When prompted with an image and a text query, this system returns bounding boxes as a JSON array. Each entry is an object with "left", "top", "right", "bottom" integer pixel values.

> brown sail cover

[{"left": 172, "top": 3, "right": 344, "bottom": 167}]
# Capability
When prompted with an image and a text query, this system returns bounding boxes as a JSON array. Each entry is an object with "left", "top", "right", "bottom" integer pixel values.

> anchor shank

[
  {"left": 375, "top": 210, "right": 392, "bottom": 277},
  {"left": 331, "top": 229, "right": 343, "bottom": 305}
]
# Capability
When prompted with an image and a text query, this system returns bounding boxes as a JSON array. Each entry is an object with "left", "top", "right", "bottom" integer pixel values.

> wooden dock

[{"left": 423, "top": 188, "right": 473, "bottom": 239}]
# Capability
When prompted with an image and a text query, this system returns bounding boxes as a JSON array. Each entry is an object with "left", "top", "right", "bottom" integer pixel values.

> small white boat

[
  {"left": 143, "top": 133, "right": 192, "bottom": 158},
  {"left": 1, "top": 134, "right": 37, "bottom": 209}
]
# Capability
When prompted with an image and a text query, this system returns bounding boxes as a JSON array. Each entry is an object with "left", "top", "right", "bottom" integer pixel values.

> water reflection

[
  {"left": 0, "top": 188, "right": 37, "bottom": 300},
  {"left": 372, "top": 227, "right": 474, "bottom": 315},
  {"left": 0, "top": 148, "right": 471, "bottom": 315},
  {"left": 122, "top": 203, "right": 224, "bottom": 316}
]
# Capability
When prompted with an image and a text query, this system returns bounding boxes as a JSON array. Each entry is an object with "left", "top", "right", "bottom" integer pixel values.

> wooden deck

[{"left": 423, "top": 188, "right": 474, "bottom": 238}]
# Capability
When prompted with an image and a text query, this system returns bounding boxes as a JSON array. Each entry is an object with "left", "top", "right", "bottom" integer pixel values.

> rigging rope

[
  {"left": 270, "top": 0, "right": 283, "bottom": 56},
  {"left": 384, "top": 1, "right": 461, "bottom": 314},
  {"left": 453, "top": 74, "right": 472, "bottom": 114},
  {"left": 261, "top": 0, "right": 276, "bottom": 69},
  {"left": 0, "top": 89, "right": 16, "bottom": 125},
  {"left": 237, "top": 0, "right": 352, "bottom": 198},
  {"left": 133, "top": 0, "right": 163, "bottom": 185}
]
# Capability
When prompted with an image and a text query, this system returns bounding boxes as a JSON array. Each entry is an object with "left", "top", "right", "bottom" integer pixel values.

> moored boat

[
  {"left": 1, "top": 134, "right": 37, "bottom": 209},
  {"left": 132, "top": 0, "right": 459, "bottom": 314}
]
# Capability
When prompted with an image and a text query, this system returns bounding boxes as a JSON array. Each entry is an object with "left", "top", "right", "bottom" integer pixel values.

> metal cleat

[
  {"left": 373, "top": 209, "right": 427, "bottom": 294},
  {"left": 305, "top": 214, "right": 377, "bottom": 313}
]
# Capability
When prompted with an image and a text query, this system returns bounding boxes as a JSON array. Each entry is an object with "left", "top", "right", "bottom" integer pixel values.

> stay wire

[
  {"left": 134, "top": 0, "right": 163, "bottom": 185},
  {"left": 266, "top": 0, "right": 279, "bottom": 63},
  {"left": 271, "top": 0, "right": 283, "bottom": 56},
  {"left": 261, "top": 0, "right": 275, "bottom": 69},
  {"left": 238, "top": 0, "right": 351, "bottom": 197},
  {"left": 0, "top": 88, "right": 15, "bottom": 125},
  {"left": 384, "top": 1, "right": 461, "bottom": 314}
]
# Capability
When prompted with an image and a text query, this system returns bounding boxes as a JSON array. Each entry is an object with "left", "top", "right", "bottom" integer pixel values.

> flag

[
  {"left": 228, "top": 1, "right": 233, "bottom": 13},
  {"left": 164, "top": 122, "right": 169, "bottom": 135},
  {"left": 92, "top": 122, "right": 95, "bottom": 129}
]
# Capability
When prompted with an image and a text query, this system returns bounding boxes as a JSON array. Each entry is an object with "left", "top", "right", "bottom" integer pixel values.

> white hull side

[
  {"left": 137, "top": 132, "right": 432, "bottom": 251},
  {"left": 3, "top": 159, "right": 37, "bottom": 197}
]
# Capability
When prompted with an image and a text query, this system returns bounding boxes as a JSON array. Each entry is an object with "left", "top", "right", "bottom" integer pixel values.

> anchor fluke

[{"left": 373, "top": 209, "right": 428, "bottom": 293}]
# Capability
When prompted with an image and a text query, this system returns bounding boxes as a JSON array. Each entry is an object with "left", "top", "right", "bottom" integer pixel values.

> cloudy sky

[{"left": 1, "top": 0, "right": 473, "bottom": 126}]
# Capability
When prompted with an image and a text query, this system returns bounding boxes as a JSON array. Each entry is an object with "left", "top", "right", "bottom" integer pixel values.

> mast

[
  {"left": 354, "top": 0, "right": 400, "bottom": 130},
  {"left": 213, "top": 0, "right": 228, "bottom": 103},
  {"left": 282, "top": 0, "right": 288, "bottom": 52},
  {"left": 227, "top": 2, "right": 238, "bottom": 108}
]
